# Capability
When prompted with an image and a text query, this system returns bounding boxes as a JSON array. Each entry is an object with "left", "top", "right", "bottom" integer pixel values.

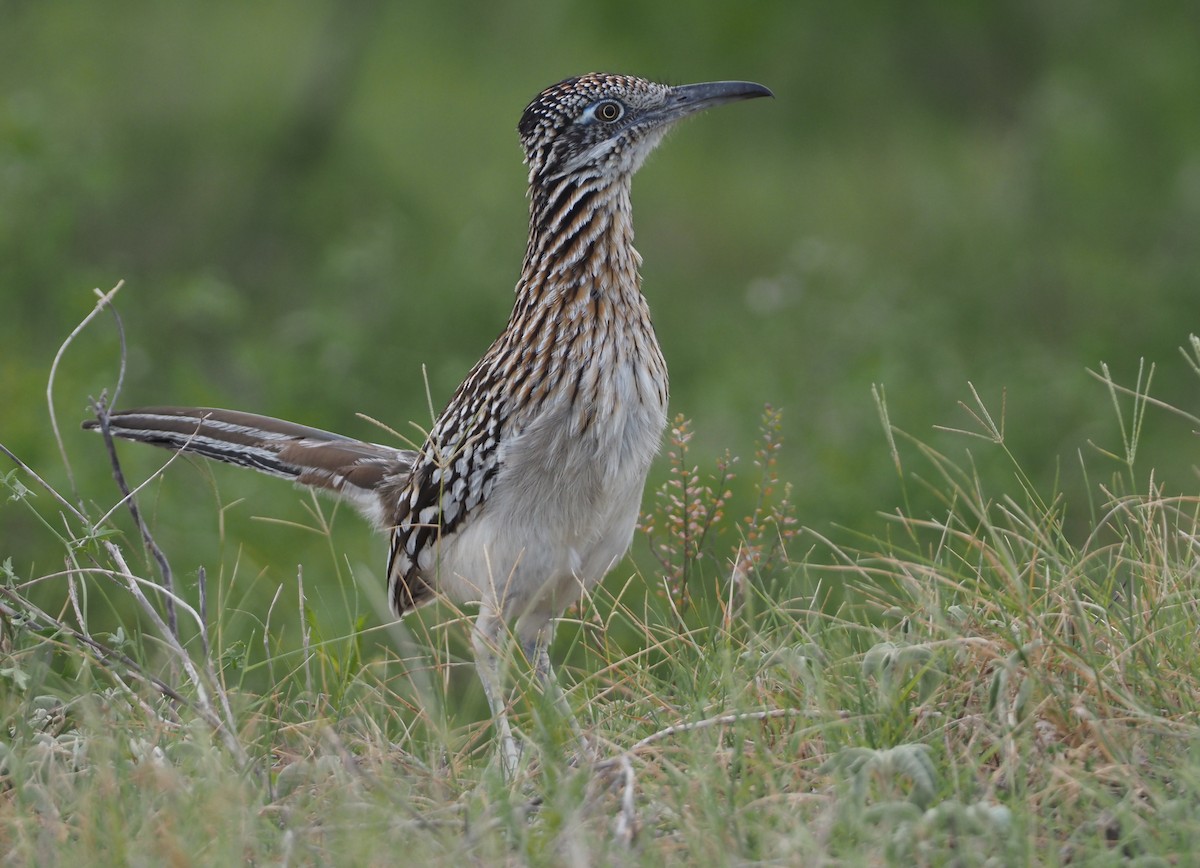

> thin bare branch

[
  {"left": 46, "top": 281, "right": 125, "bottom": 508},
  {"left": 91, "top": 400, "right": 180, "bottom": 638}
]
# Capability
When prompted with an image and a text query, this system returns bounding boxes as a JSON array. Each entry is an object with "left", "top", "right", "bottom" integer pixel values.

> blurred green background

[{"left": 2, "top": 3, "right": 1198, "bottom": 644}]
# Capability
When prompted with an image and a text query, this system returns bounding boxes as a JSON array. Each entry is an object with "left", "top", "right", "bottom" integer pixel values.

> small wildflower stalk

[
  {"left": 641, "top": 415, "right": 734, "bottom": 615},
  {"left": 730, "top": 405, "right": 800, "bottom": 603},
  {"left": 642, "top": 406, "right": 798, "bottom": 626}
]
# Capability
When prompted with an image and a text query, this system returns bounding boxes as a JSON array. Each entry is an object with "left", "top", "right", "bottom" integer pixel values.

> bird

[{"left": 85, "top": 73, "right": 773, "bottom": 777}]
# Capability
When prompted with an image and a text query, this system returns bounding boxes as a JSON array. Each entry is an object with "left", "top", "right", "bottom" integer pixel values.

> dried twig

[
  {"left": 0, "top": 586, "right": 185, "bottom": 724},
  {"left": 103, "top": 541, "right": 247, "bottom": 765},
  {"left": 627, "top": 707, "right": 808, "bottom": 755},
  {"left": 46, "top": 281, "right": 125, "bottom": 508},
  {"left": 0, "top": 443, "right": 91, "bottom": 527},
  {"left": 612, "top": 753, "right": 639, "bottom": 849},
  {"left": 92, "top": 400, "right": 181, "bottom": 638},
  {"left": 197, "top": 566, "right": 210, "bottom": 659}
]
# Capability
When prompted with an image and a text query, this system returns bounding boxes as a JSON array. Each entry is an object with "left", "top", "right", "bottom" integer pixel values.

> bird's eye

[{"left": 595, "top": 100, "right": 624, "bottom": 122}]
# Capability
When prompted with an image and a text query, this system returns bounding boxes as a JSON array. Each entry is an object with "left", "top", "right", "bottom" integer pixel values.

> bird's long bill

[{"left": 663, "top": 80, "right": 774, "bottom": 121}]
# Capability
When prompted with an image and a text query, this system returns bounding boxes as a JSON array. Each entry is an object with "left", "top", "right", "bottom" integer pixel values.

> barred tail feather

[{"left": 84, "top": 406, "right": 413, "bottom": 528}]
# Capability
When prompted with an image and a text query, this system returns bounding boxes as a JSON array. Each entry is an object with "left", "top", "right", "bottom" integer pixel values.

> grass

[{"left": 2, "top": 300, "right": 1199, "bottom": 864}]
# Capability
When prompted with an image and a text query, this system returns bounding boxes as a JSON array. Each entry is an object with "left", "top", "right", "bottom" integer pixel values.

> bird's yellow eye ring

[{"left": 596, "top": 100, "right": 623, "bottom": 122}]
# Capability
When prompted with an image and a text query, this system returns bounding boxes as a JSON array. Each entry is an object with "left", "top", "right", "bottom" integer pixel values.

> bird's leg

[
  {"left": 521, "top": 624, "right": 592, "bottom": 761},
  {"left": 472, "top": 606, "right": 521, "bottom": 780}
]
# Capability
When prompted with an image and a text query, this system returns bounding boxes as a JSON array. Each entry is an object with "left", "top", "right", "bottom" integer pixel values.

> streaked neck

[{"left": 520, "top": 173, "right": 641, "bottom": 305}]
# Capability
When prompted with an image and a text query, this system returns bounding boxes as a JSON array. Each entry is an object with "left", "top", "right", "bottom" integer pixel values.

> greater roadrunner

[{"left": 86, "top": 73, "right": 772, "bottom": 776}]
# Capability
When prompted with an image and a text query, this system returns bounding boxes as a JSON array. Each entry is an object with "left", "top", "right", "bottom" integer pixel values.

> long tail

[{"left": 84, "top": 406, "right": 413, "bottom": 528}]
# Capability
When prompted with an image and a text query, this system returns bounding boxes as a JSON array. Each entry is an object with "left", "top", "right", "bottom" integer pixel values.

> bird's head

[{"left": 518, "top": 73, "right": 772, "bottom": 185}]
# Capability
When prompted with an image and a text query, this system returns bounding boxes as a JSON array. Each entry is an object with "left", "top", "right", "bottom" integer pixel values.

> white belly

[{"left": 434, "top": 368, "right": 667, "bottom": 623}]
